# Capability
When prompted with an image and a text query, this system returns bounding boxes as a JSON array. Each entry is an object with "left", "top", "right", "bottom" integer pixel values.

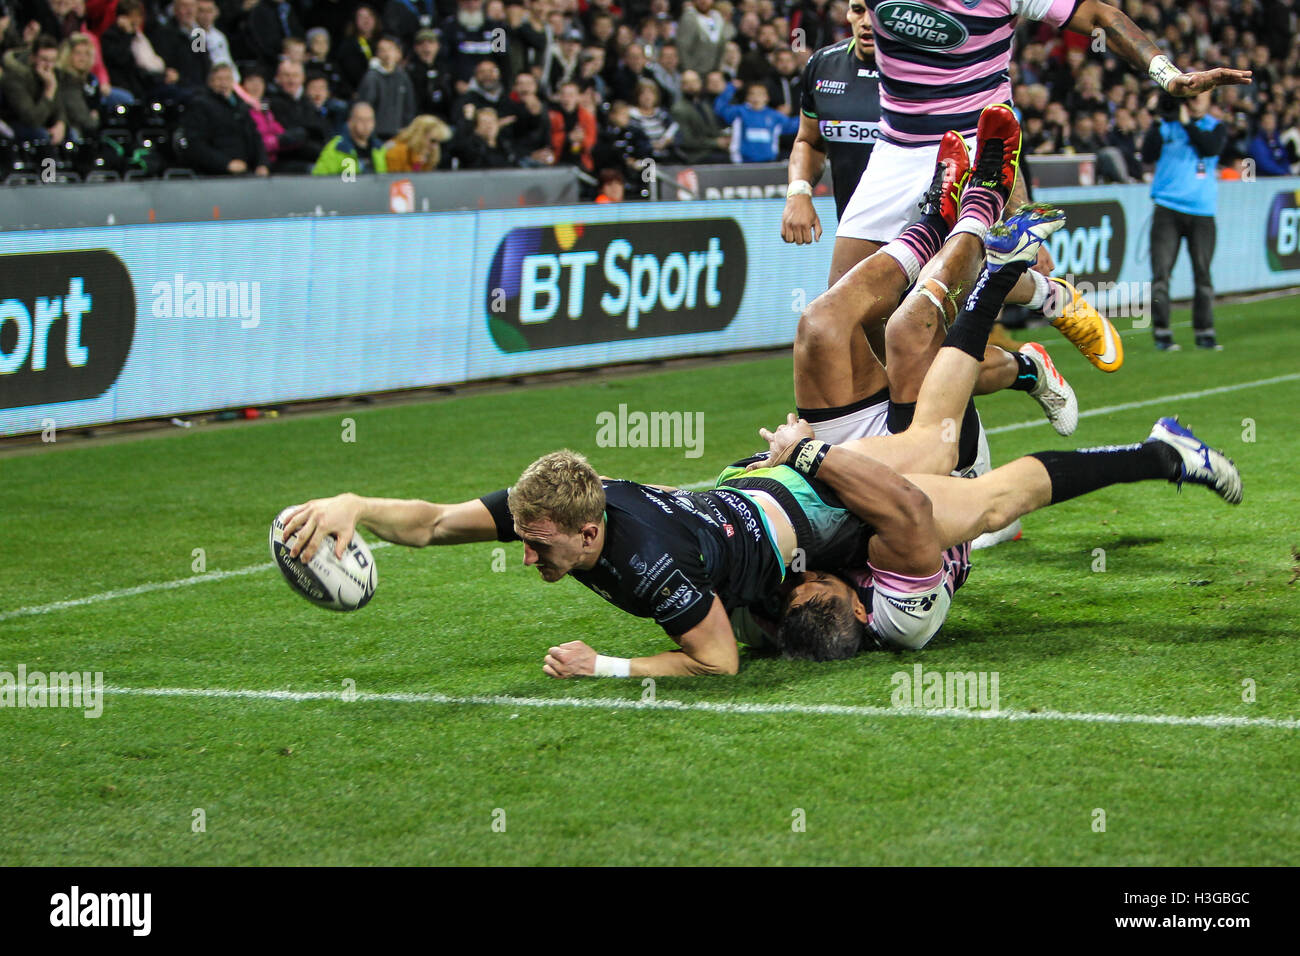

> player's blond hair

[{"left": 508, "top": 450, "right": 606, "bottom": 533}]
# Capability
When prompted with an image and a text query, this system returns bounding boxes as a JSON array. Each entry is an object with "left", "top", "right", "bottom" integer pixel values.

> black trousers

[{"left": 1150, "top": 202, "right": 1217, "bottom": 336}]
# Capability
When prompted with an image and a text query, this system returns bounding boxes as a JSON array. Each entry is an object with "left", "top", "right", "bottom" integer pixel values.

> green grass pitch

[{"left": 2, "top": 297, "right": 1297, "bottom": 866}]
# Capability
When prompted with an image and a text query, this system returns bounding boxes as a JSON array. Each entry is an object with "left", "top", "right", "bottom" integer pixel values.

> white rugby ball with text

[{"left": 270, "top": 507, "right": 377, "bottom": 611}]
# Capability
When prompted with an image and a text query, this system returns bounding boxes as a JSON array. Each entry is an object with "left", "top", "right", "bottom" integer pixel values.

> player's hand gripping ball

[{"left": 270, "top": 507, "right": 377, "bottom": 610}]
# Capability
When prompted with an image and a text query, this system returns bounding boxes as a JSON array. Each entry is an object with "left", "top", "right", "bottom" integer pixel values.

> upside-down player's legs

[
  {"left": 837, "top": 120, "right": 1043, "bottom": 477},
  {"left": 907, "top": 417, "right": 1244, "bottom": 550},
  {"left": 828, "top": 236, "right": 889, "bottom": 381},
  {"left": 796, "top": 121, "right": 1017, "bottom": 418},
  {"left": 794, "top": 248, "right": 906, "bottom": 410}
]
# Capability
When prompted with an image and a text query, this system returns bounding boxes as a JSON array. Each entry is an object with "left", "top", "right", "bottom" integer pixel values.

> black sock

[
  {"left": 885, "top": 399, "right": 916, "bottom": 433},
  {"left": 889, "top": 399, "right": 980, "bottom": 472},
  {"left": 942, "top": 260, "right": 1030, "bottom": 360},
  {"left": 1029, "top": 443, "right": 1181, "bottom": 505},
  {"left": 1009, "top": 350, "right": 1038, "bottom": 392}
]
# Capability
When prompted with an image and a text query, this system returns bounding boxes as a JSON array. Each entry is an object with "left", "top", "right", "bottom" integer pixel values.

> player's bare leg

[
  {"left": 794, "top": 114, "right": 1076, "bottom": 432},
  {"left": 837, "top": 106, "right": 1036, "bottom": 476},
  {"left": 880, "top": 112, "right": 1019, "bottom": 406},
  {"left": 842, "top": 201, "right": 1069, "bottom": 476},
  {"left": 828, "top": 236, "right": 888, "bottom": 368},
  {"left": 907, "top": 417, "right": 1243, "bottom": 548},
  {"left": 794, "top": 244, "right": 908, "bottom": 409},
  {"left": 795, "top": 131, "right": 992, "bottom": 410},
  {"left": 827, "top": 237, "right": 882, "bottom": 288}
]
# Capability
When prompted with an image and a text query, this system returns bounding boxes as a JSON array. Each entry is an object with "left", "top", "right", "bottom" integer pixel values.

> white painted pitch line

[
  {"left": 984, "top": 371, "right": 1300, "bottom": 436},
  {"left": 0, "top": 541, "right": 392, "bottom": 623},
  {"left": 100, "top": 684, "right": 1300, "bottom": 731},
  {"left": 5, "top": 373, "right": 1296, "bottom": 622}
]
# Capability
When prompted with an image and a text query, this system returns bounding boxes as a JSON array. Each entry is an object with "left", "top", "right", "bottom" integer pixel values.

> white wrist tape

[
  {"left": 786, "top": 179, "right": 813, "bottom": 199},
  {"left": 1148, "top": 54, "right": 1182, "bottom": 91},
  {"left": 593, "top": 655, "right": 631, "bottom": 677}
]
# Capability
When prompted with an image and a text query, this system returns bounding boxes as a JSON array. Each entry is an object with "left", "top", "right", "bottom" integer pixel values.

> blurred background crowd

[{"left": 0, "top": 0, "right": 1297, "bottom": 192}]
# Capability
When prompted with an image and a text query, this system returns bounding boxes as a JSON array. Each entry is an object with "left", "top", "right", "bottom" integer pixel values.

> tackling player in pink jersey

[{"left": 836, "top": 0, "right": 1250, "bottom": 372}]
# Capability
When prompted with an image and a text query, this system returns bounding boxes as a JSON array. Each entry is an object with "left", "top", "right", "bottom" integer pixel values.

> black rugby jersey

[
  {"left": 799, "top": 38, "right": 882, "bottom": 220},
  {"left": 481, "top": 481, "right": 784, "bottom": 637}
]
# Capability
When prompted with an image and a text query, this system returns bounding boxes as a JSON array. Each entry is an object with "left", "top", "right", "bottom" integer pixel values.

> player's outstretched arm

[
  {"left": 543, "top": 596, "right": 740, "bottom": 678},
  {"left": 282, "top": 493, "right": 498, "bottom": 561},
  {"left": 1066, "top": 1, "right": 1252, "bottom": 96}
]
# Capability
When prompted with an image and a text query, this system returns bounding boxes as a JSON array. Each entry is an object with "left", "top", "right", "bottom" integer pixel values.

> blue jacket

[
  {"left": 1248, "top": 130, "right": 1292, "bottom": 176},
  {"left": 714, "top": 82, "right": 799, "bottom": 163},
  {"left": 1145, "top": 115, "right": 1226, "bottom": 217}
]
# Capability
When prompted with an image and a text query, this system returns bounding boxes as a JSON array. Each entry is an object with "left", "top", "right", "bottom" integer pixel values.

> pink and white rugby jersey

[{"left": 867, "top": 0, "right": 1080, "bottom": 145}]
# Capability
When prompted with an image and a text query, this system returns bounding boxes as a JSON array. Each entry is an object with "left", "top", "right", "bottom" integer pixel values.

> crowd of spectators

[{"left": 0, "top": 0, "right": 1297, "bottom": 190}]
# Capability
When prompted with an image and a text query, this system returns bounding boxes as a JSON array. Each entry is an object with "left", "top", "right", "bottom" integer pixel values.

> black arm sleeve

[
  {"left": 1184, "top": 120, "right": 1227, "bottom": 157},
  {"left": 478, "top": 489, "right": 518, "bottom": 542},
  {"left": 1141, "top": 123, "right": 1163, "bottom": 164},
  {"left": 799, "top": 53, "right": 817, "bottom": 116}
]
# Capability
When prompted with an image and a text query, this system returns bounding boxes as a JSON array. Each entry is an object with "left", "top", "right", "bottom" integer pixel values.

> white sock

[
  {"left": 1024, "top": 268, "right": 1049, "bottom": 311},
  {"left": 880, "top": 241, "right": 921, "bottom": 285},
  {"left": 1042, "top": 278, "right": 1064, "bottom": 319},
  {"left": 949, "top": 216, "right": 988, "bottom": 243}
]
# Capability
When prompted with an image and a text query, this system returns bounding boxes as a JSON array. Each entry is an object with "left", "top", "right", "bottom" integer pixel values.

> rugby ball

[{"left": 270, "top": 507, "right": 377, "bottom": 611}]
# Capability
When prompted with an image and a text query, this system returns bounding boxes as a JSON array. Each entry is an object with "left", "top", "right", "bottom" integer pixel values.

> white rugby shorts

[{"left": 837, "top": 135, "right": 976, "bottom": 244}]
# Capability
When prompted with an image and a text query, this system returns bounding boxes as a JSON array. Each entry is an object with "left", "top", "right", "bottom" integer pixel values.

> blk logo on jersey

[
  {"left": 884, "top": 590, "right": 938, "bottom": 616},
  {"left": 874, "top": 0, "right": 970, "bottom": 52},
  {"left": 653, "top": 569, "right": 704, "bottom": 621},
  {"left": 820, "top": 119, "right": 881, "bottom": 144}
]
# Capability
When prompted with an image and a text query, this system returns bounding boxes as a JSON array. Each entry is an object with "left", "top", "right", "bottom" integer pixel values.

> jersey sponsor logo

[
  {"left": 639, "top": 488, "right": 676, "bottom": 514},
  {"left": 633, "top": 553, "right": 676, "bottom": 597},
  {"left": 819, "top": 119, "right": 882, "bottom": 144},
  {"left": 629, "top": 553, "right": 647, "bottom": 575},
  {"left": 814, "top": 78, "right": 848, "bottom": 94},
  {"left": 713, "top": 490, "right": 764, "bottom": 542},
  {"left": 883, "top": 590, "right": 938, "bottom": 616},
  {"left": 874, "top": 1, "right": 970, "bottom": 53},
  {"left": 857, "top": 68, "right": 880, "bottom": 78},
  {"left": 724, "top": 523, "right": 734, "bottom": 537},
  {"left": 652, "top": 569, "right": 704, "bottom": 621}
]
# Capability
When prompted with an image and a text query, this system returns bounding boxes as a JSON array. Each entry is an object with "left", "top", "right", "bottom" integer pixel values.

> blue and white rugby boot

[
  {"left": 1146, "top": 416, "right": 1243, "bottom": 504},
  {"left": 985, "top": 202, "right": 1066, "bottom": 271}
]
